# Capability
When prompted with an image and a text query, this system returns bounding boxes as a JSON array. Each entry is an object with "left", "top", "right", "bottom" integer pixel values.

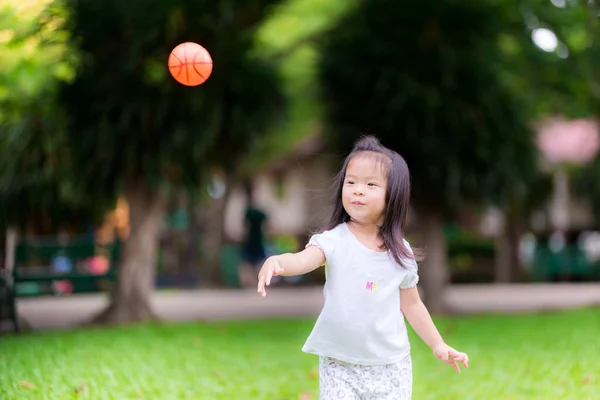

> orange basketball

[{"left": 168, "top": 42, "right": 213, "bottom": 86}]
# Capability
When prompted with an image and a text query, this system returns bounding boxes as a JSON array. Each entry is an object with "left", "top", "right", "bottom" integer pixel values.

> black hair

[{"left": 324, "top": 135, "right": 419, "bottom": 268}]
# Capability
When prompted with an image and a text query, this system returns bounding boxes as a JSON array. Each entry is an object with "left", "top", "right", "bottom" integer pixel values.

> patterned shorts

[{"left": 319, "top": 355, "right": 412, "bottom": 400}]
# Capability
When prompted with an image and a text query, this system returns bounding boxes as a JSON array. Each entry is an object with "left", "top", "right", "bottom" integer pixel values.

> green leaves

[
  {"left": 0, "top": 1, "right": 75, "bottom": 124},
  {"left": 499, "top": 0, "right": 598, "bottom": 118},
  {"left": 0, "top": 1, "right": 85, "bottom": 226}
]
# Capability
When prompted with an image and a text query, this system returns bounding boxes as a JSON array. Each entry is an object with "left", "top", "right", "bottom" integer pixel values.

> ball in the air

[{"left": 168, "top": 42, "right": 213, "bottom": 86}]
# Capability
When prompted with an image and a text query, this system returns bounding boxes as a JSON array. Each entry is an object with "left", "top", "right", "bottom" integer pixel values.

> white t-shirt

[{"left": 302, "top": 222, "right": 419, "bottom": 366}]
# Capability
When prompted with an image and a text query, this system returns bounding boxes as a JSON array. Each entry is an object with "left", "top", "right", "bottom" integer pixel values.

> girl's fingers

[
  {"left": 461, "top": 357, "right": 469, "bottom": 368},
  {"left": 453, "top": 362, "right": 461, "bottom": 374},
  {"left": 450, "top": 353, "right": 469, "bottom": 370},
  {"left": 257, "top": 275, "right": 266, "bottom": 296},
  {"left": 441, "top": 348, "right": 468, "bottom": 373},
  {"left": 450, "top": 350, "right": 468, "bottom": 361},
  {"left": 258, "top": 265, "right": 280, "bottom": 295}
]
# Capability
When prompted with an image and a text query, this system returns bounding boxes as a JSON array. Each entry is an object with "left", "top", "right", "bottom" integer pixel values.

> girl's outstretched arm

[
  {"left": 257, "top": 246, "right": 325, "bottom": 296},
  {"left": 400, "top": 286, "right": 469, "bottom": 373}
]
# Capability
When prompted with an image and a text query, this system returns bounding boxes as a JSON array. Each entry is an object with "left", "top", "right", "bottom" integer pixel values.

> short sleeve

[
  {"left": 399, "top": 240, "right": 419, "bottom": 289},
  {"left": 305, "top": 229, "right": 336, "bottom": 263}
]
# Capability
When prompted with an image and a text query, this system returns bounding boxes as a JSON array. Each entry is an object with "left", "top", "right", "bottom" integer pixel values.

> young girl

[{"left": 256, "top": 136, "right": 468, "bottom": 399}]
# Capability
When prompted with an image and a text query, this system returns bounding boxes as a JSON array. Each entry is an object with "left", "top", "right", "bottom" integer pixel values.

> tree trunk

[
  {"left": 416, "top": 208, "right": 449, "bottom": 314},
  {"left": 494, "top": 209, "right": 522, "bottom": 283},
  {"left": 183, "top": 206, "right": 201, "bottom": 275},
  {"left": 494, "top": 233, "right": 510, "bottom": 283},
  {"left": 92, "top": 182, "right": 166, "bottom": 324},
  {"left": 198, "top": 175, "right": 234, "bottom": 287}
]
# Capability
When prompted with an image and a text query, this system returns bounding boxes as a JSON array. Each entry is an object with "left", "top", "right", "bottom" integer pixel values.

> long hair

[{"left": 324, "top": 135, "right": 420, "bottom": 268}]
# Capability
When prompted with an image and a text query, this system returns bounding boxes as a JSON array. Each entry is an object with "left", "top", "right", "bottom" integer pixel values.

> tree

[
  {"left": 489, "top": 0, "right": 600, "bottom": 281},
  {"left": 509, "top": 0, "right": 600, "bottom": 240},
  {"left": 56, "top": 0, "right": 284, "bottom": 323},
  {"left": 493, "top": 171, "right": 553, "bottom": 282},
  {"left": 0, "top": 1, "right": 105, "bottom": 231},
  {"left": 318, "top": 0, "right": 539, "bottom": 312},
  {"left": 574, "top": 154, "right": 600, "bottom": 224},
  {"left": 568, "top": 0, "right": 600, "bottom": 224}
]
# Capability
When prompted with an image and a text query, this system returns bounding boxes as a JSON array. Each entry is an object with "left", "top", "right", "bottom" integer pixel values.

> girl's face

[{"left": 342, "top": 154, "right": 388, "bottom": 226}]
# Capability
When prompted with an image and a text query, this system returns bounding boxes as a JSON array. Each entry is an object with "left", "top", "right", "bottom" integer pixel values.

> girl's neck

[
  {"left": 347, "top": 219, "right": 385, "bottom": 252},
  {"left": 347, "top": 219, "right": 380, "bottom": 237}
]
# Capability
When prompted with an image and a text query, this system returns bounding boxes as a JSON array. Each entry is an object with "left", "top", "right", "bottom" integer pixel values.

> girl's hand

[
  {"left": 432, "top": 342, "right": 469, "bottom": 373},
  {"left": 257, "top": 257, "right": 284, "bottom": 297}
]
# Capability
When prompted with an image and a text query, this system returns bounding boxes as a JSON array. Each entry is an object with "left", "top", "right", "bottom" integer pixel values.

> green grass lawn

[{"left": 1, "top": 308, "right": 599, "bottom": 399}]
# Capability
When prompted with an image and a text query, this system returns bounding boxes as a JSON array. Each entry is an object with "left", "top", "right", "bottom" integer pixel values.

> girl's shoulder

[
  {"left": 307, "top": 223, "right": 348, "bottom": 255},
  {"left": 315, "top": 222, "right": 347, "bottom": 239}
]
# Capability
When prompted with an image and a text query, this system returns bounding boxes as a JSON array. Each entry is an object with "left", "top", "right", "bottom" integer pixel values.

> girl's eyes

[
  {"left": 346, "top": 181, "right": 377, "bottom": 187},
  {"left": 346, "top": 181, "right": 377, "bottom": 186}
]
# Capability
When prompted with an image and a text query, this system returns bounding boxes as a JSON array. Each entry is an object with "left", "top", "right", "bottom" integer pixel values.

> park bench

[{"left": 0, "top": 232, "right": 120, "bottom": 333}]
